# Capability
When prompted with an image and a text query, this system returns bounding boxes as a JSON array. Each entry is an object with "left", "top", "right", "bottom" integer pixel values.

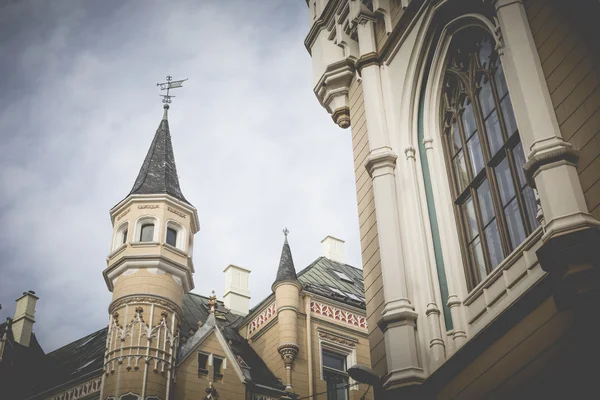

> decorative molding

[
  {"left": 331, "top": 106, "right": 351, "bottom": 129},
  {"left": 365, "top": 149, "right": 398, "bottom": 178},
  {"left": 247, "top": 302, "right": 277, "bottom": 336},
  {"left": 167, "top": 206, "right": 187, "bottom": 218},
  {"left": 48, "top": 377, "right": 102, "bottom": 400},
  {"left": 116, "top": 208, "right": 131, "bottom": 221},
  {"left": 356, "top": 51, "right": 380, "bottom": 73},
  {"left": 317, "top": 329, "right": 358, "bottom": 347},
  {"left": 310, "top": 301, "right": 368, "bottom": 329},
  {"left": 253, "top": 395, "right": 279, "bottom": 400},
  {"left": 314, "top": 59, "right": 356, "bottom": 129},
  {"left": 138, "top": 204, "right": 160, "bottom": 209}
]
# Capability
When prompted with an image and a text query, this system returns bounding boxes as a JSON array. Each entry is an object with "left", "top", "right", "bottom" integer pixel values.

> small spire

[
  {"left": 162, "top": 103, "right": 169, "bottom": 120},
  {"left": 272, "top": 229, "right": 298, "bottom": 290}
]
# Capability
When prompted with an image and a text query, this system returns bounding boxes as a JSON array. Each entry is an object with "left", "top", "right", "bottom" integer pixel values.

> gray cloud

[{"left": 0, "top": 0, "right": 362, "bottom": 352}]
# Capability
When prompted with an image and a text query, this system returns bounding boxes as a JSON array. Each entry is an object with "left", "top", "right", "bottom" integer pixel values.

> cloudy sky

[{"left": 0, "top": 0, "right": 362, "bottom": 352}]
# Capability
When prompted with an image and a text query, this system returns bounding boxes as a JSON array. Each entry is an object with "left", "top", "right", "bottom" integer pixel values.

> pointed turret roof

[
  {"left": 273, "top": 230, "right": 298, "bottom": 287},
  {"left": 129, "top": 105, "right": 189, "bottom": 204}
]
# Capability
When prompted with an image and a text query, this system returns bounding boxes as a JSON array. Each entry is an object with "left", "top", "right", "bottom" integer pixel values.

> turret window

[
  {"left": 140, "top": 223, "right": 155, "bottom": 242},
  {"left": 122, "top": 229, "right": 128, "bottom": 245},
  {"left": 113, "top": 222, "right": 129, "bottom": 250},
  {"left": 166, "top": 227, "right": 178, "bottom": 247}
]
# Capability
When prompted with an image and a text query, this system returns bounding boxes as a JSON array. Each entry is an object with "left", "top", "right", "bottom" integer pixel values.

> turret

[
  {"left": 272, "top": 229, "right": 302, "bottom": 392},
  {"left": 100, "top": 97, "right": 199, "bottom": 400}
]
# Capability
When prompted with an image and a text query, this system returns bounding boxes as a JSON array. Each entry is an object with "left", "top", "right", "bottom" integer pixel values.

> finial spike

[{"left": 283, "top": 227, "right": 289, "bottom": 243}]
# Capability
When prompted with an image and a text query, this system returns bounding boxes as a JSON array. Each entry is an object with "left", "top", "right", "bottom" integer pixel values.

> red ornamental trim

[
  {"left": 310, "top": 301, "right": 368, "bottom": 329},
  {"left": 248, "top": 302, "right": 277, "bottom": 336}
]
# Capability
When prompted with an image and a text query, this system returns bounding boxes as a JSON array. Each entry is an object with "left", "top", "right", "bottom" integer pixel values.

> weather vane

[
  {"left": 156, "top": 75, "right": 188, "bottom": 105},
  {"left": 283, "top": 227, "right": 289, "bottom": 240}
]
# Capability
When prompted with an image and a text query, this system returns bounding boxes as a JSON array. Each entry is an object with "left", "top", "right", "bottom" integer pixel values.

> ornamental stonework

[
  {"left": 310, "top": 301, "right": 368, "bottom": 329},
  {"left": 247, "top": 302, "right": 276, "bottom": 336},
  {"left": 48, "top": 377, "right": 102, "bottom": 400}
]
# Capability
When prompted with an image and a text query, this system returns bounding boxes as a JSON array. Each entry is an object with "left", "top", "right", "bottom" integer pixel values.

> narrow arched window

[
  {"left": 441, "top": 27, "right": 539, "bottom": 289},
  {"left": 166, "top": 227, "right": 177, "bottom": 247},
  {"left": 140, "top": 223, "right": 154, "bottom": 242},
  {"left": 122, "top": 229, "right": 128, "bottom": 244}
]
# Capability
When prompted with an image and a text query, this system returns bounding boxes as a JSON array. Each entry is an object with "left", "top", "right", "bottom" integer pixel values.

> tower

[
  {"left": 272, "top": 229, "right": 301, "bottom": 392},
  {"left": 100, "top": 100, "right": 199, "bottom": 400}
]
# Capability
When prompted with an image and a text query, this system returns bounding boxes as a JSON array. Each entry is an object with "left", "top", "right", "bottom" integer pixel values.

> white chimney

[
  {"left": 223, "top": 265, "right": 251, "bottom": 316},
  {"left": 12, "top": 290, "right": 38, "bottom": 347},
  {"left": 321, "top": 236, "right": 345, "bottom": 263}
]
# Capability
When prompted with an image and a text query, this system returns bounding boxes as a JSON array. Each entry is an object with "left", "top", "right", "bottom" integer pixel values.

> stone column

[
  {"left": 355, "top": 13, "right": 424, "bottom": 389},
  {"left": 493, "top": 0, "right": 599, "bottom": 241},
  {"left": 275, "top": 282, "right": 301, "bottom": 392}
]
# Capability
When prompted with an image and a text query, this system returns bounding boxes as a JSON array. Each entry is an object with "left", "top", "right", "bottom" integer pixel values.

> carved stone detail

[
  {"left": 277, "top": 343, "right": 299, "bottom": 368},
  {"left": 109, "top": 295, "right": 183, "bottom": 318},
  {"left": 248, "top": 302, "right": 277, "bottom": 336},
  {"left": 310, "top": 301, "right": 368, "bottom": 329},
  {"left": 317, "top": 330, "right": 357, "bottom": 347}
]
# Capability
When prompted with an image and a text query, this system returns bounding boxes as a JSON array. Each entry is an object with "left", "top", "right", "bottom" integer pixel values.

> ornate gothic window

[{"left": 441, "top": 27, "right": 539, "bottom": 289}]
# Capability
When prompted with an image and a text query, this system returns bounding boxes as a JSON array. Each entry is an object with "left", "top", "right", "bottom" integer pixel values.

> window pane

[
  {"left": 462, "top": 197, "right": 478, "bottom": 240},
  {"left": 140, "top": 224, "right": 154, "bottom": 242},
  {"left": 469, "top": 236, "right": 487, "bottom": 281},
  {"left": 325, "top": 371, "right": 348, "bottom": 400},
  {"left": 462, "top": 101, "right": 477, "bottom": 136},
  {"left": 198, "top": 353, "right": 208, "bottom": 375},
  {"left": 522, "top": 186, "right": 539, "bottom": 230},
  {"left": 478, "top": 76, "right": 495, "bottom": 117},
  {"left": 484, "top": 219, "right": 504, "bottom": 268},
  {"left": 500, "top": 95, "right": 518, "bottom": 136},
  {"left": 213, "top": 357, "right": 223, "bottom": 379},
  {"left": 122, "top": 229, "right": 128, "bottom": 244},
  {"left": 467, "top": 132, "right": 484, "bottom": 175},
  {"left": 512, "top": 142, "right": 528, "bottom": 187},
  {"left": 452, "top": 150, "right": 469, "bottom": 193},
  {"left": 451, "top": 123, "right": 462, "bottom": 155},
  {"left": 495, "top": 158, "right": 516, "bottom": 206},
  {"left": 494, "top": 63, "right": 509, "bottom": 98},
  {"left": 484, "top": 110, "right": 503, "bottom": 155},
  {"left": 323, "top": 351, "right": 345, "bottom": 371},
  {"left": 505, "top": 198, "right": 526, "bottom": 249},
  {"left": 477, "top": 180, "right": 495, "bottom": 225},
  {"left": 166, "top": 227, "right": 177, "bottom": 247}
]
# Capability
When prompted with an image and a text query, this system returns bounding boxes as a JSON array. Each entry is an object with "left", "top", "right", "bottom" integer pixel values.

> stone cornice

[
  {"left": 108, "top": 293, "right": 183, "bottom": 319},
  {"left": 304, "top": 0, "right": 344, "bottom": 53}
]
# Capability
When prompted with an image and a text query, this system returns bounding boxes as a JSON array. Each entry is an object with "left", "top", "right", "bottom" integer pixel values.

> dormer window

[
  {"left": 166, "top": 227, "right": 177, "bottom": 247},
  {"left": 140, "top": 223, "right": 154, "bottom": 242}
]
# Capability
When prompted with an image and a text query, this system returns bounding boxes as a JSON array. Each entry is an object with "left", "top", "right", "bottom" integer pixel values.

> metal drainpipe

[{"left": 305, "top": 295, "right": 313, "bottom": 397}]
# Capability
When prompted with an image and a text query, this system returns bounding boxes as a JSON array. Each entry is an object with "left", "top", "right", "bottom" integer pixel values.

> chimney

[
  {"left": 12, "top": 290, "right": 38, "bottom": 347},
  {"left": 223, "top": 265, "right": 251, "bottom": 316},
  {"left": 321, "top": 236, "right": 345, "bottom": 263}
]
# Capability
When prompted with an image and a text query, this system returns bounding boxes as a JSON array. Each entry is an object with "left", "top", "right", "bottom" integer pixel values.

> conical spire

[
  {"left": 129, "top": 104, "right": 189, "bottom": 204},
  {"left": 273, "top": 228, "right": 298, "bottom": 286}
]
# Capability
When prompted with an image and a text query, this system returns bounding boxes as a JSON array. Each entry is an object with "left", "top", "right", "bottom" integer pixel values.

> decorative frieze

[
  {"left": 48, "top": 377, "right": 102, "bottom": 400},
  {"left": 247, "top": 302, "right": 276, "bottom": 336},
  {"left": 138, "top": 204, "right": 159, "bottom": 210},
  {"left": 310, "top": 301, "right": 368, "bottom": 329},
  {"left": 253, "top": 394, "right": 279, "bottom": 400},
  {"left": 108, "top": 295, "right": 183, "bottom": 319},
  {"left": 168, "top": 206, "right": 187, "bottom": 218},
  {"left": 317, "top": 330, "right": 358, "bottom": 347}
]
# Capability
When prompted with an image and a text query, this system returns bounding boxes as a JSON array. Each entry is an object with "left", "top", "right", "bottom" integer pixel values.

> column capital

[
  {"left": 365, "top": 148, "right": 398, "bottom": 178},
  {"left": 523, "top": 137, "right": 579, "bottom": 188}
]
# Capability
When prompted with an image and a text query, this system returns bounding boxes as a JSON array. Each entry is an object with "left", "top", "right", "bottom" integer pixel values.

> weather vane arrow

[{"left": 157, "top": 75, "right": 188, "bottom": 105}]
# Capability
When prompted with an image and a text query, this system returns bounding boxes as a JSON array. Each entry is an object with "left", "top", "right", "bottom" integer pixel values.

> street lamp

[{"left": 347, "top": 364, "right": 381, "bottom": 399}]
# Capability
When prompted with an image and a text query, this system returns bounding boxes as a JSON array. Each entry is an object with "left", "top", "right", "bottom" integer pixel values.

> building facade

[
  {"left": 303, "top": 0, "right": 600, "bottom": 398},
  {"left": 1, "top": 104, "right": 375, "bottom": 400}
]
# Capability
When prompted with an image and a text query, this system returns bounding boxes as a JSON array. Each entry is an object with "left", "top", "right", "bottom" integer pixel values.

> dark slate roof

[
  {"left": 298, "top": 257, "right": 366, "bottom": 309},
  {"left": 273, "top": 237, "right": 298, "bottom": 286},
  {"left": 33, "top": 293, "right": 283, "bottom": 397},
  {"left": 128, "top": 107, "right": 189, "bottom": 204}
]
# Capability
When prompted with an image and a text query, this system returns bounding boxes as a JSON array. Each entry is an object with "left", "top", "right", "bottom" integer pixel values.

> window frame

[
  {"left": 198, "top": 351, "right": 209, "bottom": 376},
  {"left": 134, "top": 217, "right": 158, "bottom": 243},
  {"left": 321, "top": 349, "right": 349, "bottom": 400},
  {"left": 113, "top": 222, "right": 129, "bottom": 250},
  {"left": 164, "top": 220, "right": 185, "bottom": 251},
  {"left": 213, "top": 355, "right": 224, "bottom": 380},
  {"left": 439, "top": 27, "right": 538, "bottom": 290}
]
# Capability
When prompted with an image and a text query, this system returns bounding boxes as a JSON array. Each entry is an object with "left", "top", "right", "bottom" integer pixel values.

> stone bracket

[{"left": 523, "top": 137, "right": 579, "bottom": 188}]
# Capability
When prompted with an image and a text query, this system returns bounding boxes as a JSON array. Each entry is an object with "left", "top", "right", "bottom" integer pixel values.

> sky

[{"left": 0, "top": 0, "right": 363, "bottom": 352}]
